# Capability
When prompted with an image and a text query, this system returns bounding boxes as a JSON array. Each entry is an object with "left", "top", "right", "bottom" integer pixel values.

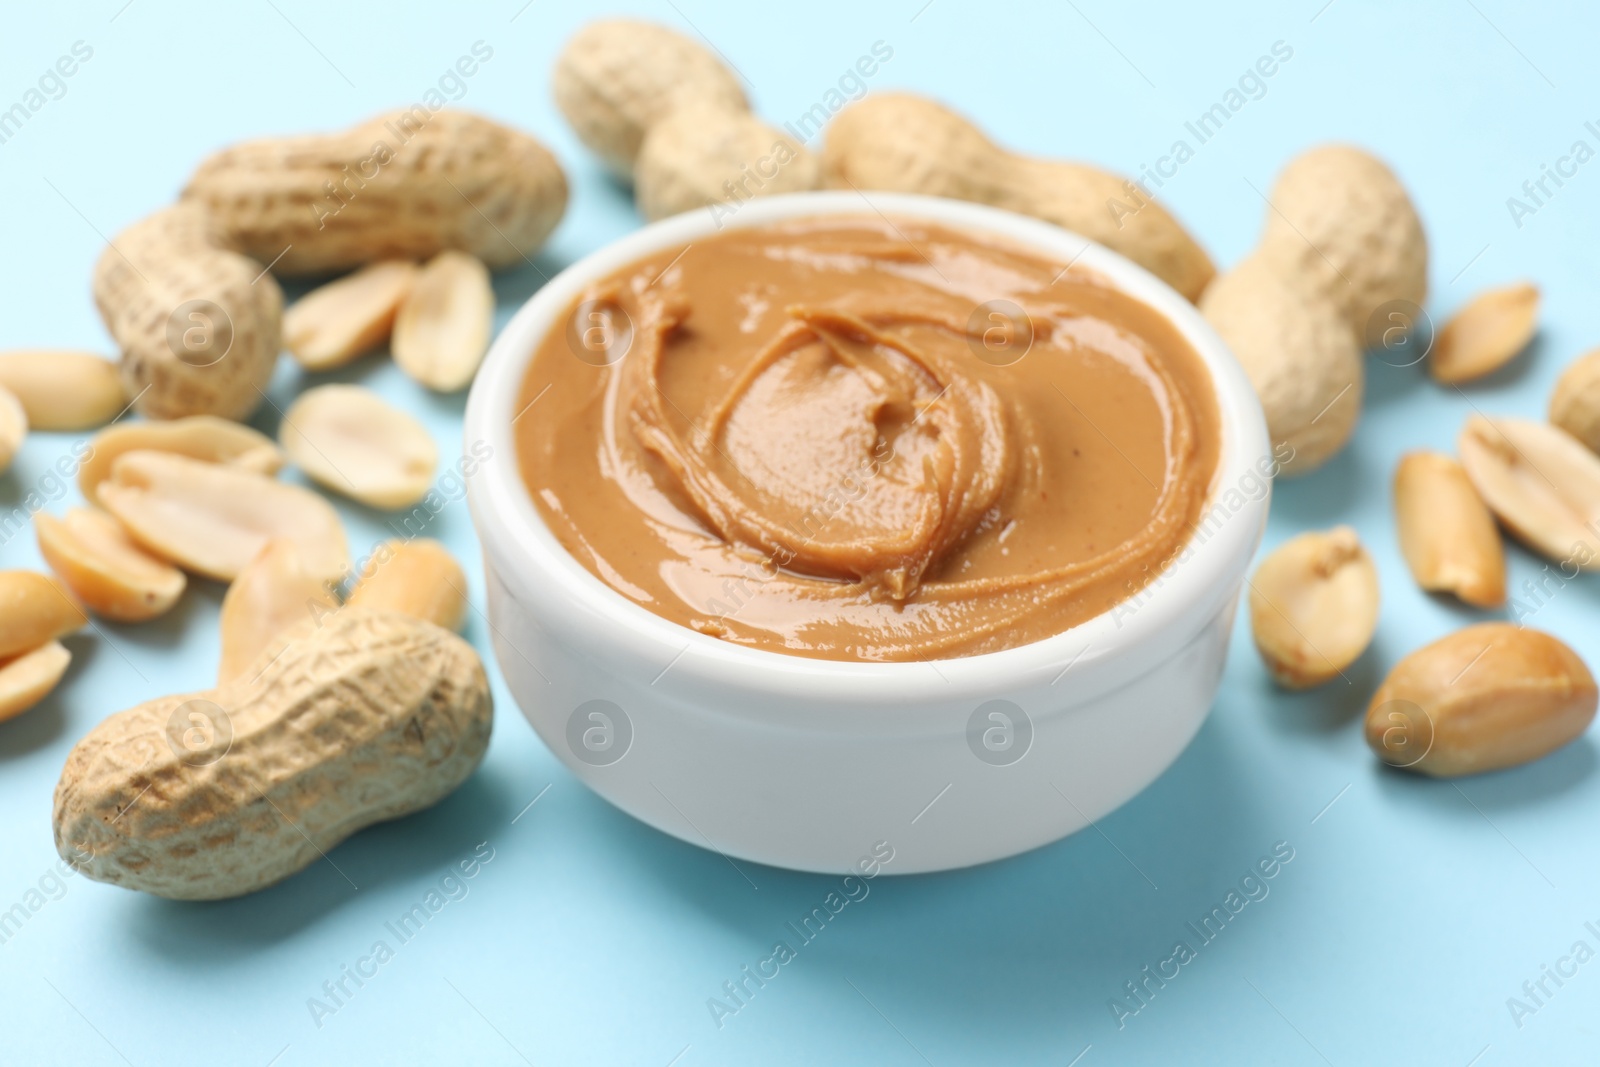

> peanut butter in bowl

[{"left": 515, "top": 217, "right": 1220, "bottom": 661}]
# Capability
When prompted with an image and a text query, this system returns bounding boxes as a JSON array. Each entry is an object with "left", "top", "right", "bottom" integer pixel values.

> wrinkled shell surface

[
  {"left": 185, "top": 110, "right": 567, "bottom": 275},
  {"left": 1458, "top": 415, "right": 1600, "bottom": 568},
  {"left": 92, "top": 203, "right": 282, "bottom": 421},
  {"left": 1200, "top": 253, "right": 1362, "bottom": 476},
  {"left": 1257, "top": 143, "right": 1428, "bottom": 332},
  {"left": 1548, "top": 348, "right": 1600, "bottom": 454},
  {"left": 98, "top": 450, "right": 349, "bottom": 582},
  {"left": 552, "top": 18, "right": 747, "bottom": 176},
  {"left": 79, "top": 415, "right": 283, "bottom": 502},
  {"left": 35, "top": 509, "right": 186, "bottom": 623},
  {"left": 280, "top": 384, "right": 437, "bottom": 509},
  {"left": 54, "top": 608, "right": 492, "bottom": 900},
  {"left": 1249, "top": 526, "right": 1379, "bottom": 688},
  {"left": 0, "top": 350, "right": 127, "bottom": 431},
  {"left": 1365, "top": 623, "right": 1596, "bottom": 777},
  {"left": 284, "top": 261, "right": 418, "bottom": 371},
  {"left": 1393, "top": 452, "right": 1505, "bottom": 607},
  {"left": 822, "top": 93, "right": 1216, "bottom": 302},
  {"left": 637, "top": 101, "right": 820, "bottom": 221}
]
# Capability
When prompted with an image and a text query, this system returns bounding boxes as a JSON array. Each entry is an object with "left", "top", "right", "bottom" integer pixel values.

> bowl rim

[{"left": 464, "top": 191, "right": 1270, "bottom": 704}]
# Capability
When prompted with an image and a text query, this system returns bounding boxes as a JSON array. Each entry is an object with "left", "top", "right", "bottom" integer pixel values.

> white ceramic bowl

[{"left": 465, "top": 192, "right": 1269, "bottom": 875}]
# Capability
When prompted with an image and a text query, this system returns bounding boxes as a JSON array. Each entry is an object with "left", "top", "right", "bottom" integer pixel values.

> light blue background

[{"left": 3, "top": 1, "right": 1598, "bottom": 1063}]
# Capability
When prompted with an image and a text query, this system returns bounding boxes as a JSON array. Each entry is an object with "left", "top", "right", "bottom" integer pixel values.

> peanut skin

[
  {"left": 1392, "top": 451, "right": 1505, "bottom": 607},
  {"left": 1366, "top": 623, "right": 1596, "bottom": 777},
  {"left": 0, "top": 570, "right": 87, "bottom": 660}
]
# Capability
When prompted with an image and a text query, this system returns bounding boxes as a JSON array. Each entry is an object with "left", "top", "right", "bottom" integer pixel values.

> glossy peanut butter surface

[{"left": 516, "top": 218, "right": 1220, "bottom": 661}]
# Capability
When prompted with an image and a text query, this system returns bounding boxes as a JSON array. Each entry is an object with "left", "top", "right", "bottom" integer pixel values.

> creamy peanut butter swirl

[{"left": 518, "top": 219, "right": 1220, "bottom": 661}]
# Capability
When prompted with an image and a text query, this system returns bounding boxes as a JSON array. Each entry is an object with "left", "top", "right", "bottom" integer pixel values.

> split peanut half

[
  {"left": 0, "top": 386, "right": 24, "bottom": 476},
  {"left": 1393, "top": 452, "right": 1505, "bottom": 607},
  {"left": 347, "top": 538, "right": 468, "bottom": 631},
  {"left": 218, "top": 539, "right": 338, "bottom": 685},
  {"left": 1457, "top": 415, "right": 1600, "bottom": 568},
  {"left": 284, "top": 260, "right": 419, "bottom": 371},
  {"left": 0, "top": 642, "right": 72, "bottom": 723},
  {"left": 0, "top": 350, "right": 127, "bottom": 431},
  {"left": 1429, "top": 282, "right": 1539, "bottom": 384},
  {"left": 97, "top": 451, "right": 349, "bottom": 583},
  {"left": 1249, "top": 526, "right": 1380, "bottom": 688},
  {"left": 279, "top": 384, "right": 437, "bottom": 509},
  {"left": 392, "top": 251, "right": 494, "bottom": 393},
  {"left": 1365, "top": 622, "right": 1597, "bottom": 777},
  {"left": 79, "top": 416, "right": 284, "bottom": 502},
  {"left": 1549, "top": 348, "right": 1600, "bottom": 454},
  {"left": 35, "top": 509, "right": 186, "bottom": 622},
  {"left": 0, "top": 571, "right": 87, "bottom": 659}
]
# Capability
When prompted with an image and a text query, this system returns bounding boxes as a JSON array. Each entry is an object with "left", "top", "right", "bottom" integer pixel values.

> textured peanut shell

[
  {"left": 92, "top": 203, "right": 282, "bottom": 421},
  {"left": 184, "top": 110, "right": 567, "bottom": 276},
  {"left": 636, "top": 100, "right": 820, "bottom": 221},
  {"left": 1549, "top": 348, "right": 1600, "bottom": 454},
  {"left": 1257, "top": 143, "right": 1428, "bottom": 333},
  {"left": 822, "top": 93, "right": 1215, "bottom": 302},
  {"left": 553, "top": 19, "right": 747, "bottom": 176},
  {"left": 1365, "top": 623, "right": 1596, "bottom": 777},
  {"left": 54, "top": 608, "right": 492, "bottom": 900},
  {"left": 1200, "top": 253, "right": 1363, "bottom": 476}
]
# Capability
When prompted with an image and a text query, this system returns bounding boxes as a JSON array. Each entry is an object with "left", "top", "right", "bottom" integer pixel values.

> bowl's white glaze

[{"left": 465, "top": 192, "right": 1269, "bottom": 874}]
